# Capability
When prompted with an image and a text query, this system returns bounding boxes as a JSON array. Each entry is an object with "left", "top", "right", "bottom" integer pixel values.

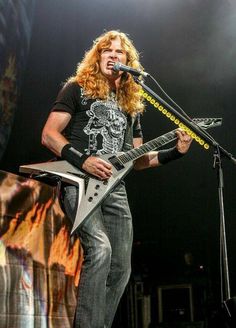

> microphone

[{"left": 112, "top": 62, "right": 149, "bottom": 77}]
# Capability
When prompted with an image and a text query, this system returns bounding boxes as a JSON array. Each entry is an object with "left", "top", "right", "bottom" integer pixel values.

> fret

[{"left": 117, "top": 130, "right": 177, "bottom": 164}]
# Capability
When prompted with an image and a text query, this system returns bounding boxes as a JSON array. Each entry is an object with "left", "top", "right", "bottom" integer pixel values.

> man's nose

[{"left": 109, "top": 51, "right": 118, "bottom": 59}]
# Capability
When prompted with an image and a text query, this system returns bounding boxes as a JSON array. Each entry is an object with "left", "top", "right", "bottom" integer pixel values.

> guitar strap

[{"left": 122, "top": 115, "right": 134, "bottom": 152}]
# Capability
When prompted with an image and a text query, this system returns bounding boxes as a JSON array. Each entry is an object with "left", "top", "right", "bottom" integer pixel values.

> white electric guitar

[{"left": 19, "top": 118, "right": 222, "bottom": 234}]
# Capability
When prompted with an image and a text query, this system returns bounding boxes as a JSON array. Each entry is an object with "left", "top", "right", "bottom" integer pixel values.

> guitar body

[
  {"left": 19, "top": 117, "right": 222, "bottom": 234},
  {"left": 20, "top": 154, "right": 133, "bottom": 234}
]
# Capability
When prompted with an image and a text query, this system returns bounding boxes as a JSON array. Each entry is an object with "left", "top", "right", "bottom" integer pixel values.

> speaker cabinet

[{"left": 158, "top": 284, "right": 194, "bottom": 323}]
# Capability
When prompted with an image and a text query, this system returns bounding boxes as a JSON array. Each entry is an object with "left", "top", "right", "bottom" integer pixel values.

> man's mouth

[{"left": 107, "top": 61, "right": 116, "bottom": 70}]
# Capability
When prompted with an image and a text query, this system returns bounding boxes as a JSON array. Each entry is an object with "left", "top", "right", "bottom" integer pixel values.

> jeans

[{"left": 63, "top": 182, "right": 133, "bottom": 328}]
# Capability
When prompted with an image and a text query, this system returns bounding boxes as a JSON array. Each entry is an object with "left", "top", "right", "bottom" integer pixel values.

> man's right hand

[{"left": 82, "top": 156, "right": 113, "bottom": 180}]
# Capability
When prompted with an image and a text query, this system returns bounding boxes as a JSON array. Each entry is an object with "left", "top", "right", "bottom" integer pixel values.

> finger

[
  {"left": 176, "top": 130, "right": 192, "bottom": 142},
  {"left": 97, "top": 158, "right": 112, "bottom": 170},
  {"left": 84, "top": 157, "right": 112, "bottom": 179},
  {"left": 99, "top": 167, "right": 112, "bottom": 178},
  {"left": 96, "top": 159, "right": 112, "bottom": 174},
  {"left": 97, "top": 169, "right": 111, "bottom": 180},
  {"left": 176, "top": 129, "right": 185, "bottom": 140},
  {"left": 96, "top": 163, "right": 112, "bottom": 178}
]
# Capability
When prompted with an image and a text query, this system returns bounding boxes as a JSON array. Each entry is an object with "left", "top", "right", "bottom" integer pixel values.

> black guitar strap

[{"left": 122, "top": 115, "right": 134, "bottom": 152}]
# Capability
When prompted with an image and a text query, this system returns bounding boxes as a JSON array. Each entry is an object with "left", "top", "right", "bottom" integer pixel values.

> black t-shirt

[{"left": 51, "top": 82, "right": 143, "bottom": 155}]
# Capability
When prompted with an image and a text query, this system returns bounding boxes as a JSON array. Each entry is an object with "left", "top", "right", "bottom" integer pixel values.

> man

[{"left": 41, "top": 30, "right": 192, "bottom": 328}]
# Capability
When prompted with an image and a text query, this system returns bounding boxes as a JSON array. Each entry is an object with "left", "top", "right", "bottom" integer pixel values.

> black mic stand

[{"left": 133, "top": 76, "right": 236, "bottom": 326}]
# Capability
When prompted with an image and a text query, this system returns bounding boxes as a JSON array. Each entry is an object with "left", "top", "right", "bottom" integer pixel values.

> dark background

[{"left": 1, "top": 0, "right": 236, "bottom": 324}]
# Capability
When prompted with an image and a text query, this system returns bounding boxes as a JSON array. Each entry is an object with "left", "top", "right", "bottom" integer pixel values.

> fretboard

[{"left": 118, "top": 129, "right": 177, "bottom": 164}]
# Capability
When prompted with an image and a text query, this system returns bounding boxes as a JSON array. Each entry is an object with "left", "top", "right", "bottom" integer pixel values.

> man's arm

[
  {"left": 41, "top": 111, "right": 71, "bottom": 156},
  {"left": 133, "top": 129, "right": 192, "bottom": 170},
  {"left": 133, "top": 137, "right": 159, "bottom": 170},
  {"left": 41, "top": 111, "right": 112, "bottom": 179}
]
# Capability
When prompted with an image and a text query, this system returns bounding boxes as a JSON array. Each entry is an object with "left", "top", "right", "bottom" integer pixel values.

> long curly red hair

[{"left": 69, "top": 30, "right": 145, "bottom": 116}]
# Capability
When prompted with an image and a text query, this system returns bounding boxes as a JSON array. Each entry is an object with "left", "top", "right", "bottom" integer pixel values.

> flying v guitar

[{"left": 20, "top": 117, "right": 222, "bottom": 234}]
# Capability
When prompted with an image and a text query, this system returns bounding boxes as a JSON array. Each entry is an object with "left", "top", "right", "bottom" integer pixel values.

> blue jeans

[{"left": 63, "top": 182, "right": 133, "bottom": 328}]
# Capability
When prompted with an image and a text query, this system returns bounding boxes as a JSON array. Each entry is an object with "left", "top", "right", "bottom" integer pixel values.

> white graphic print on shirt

[{"left": 83, "top": 99, "right": 127, "bottom": 155}]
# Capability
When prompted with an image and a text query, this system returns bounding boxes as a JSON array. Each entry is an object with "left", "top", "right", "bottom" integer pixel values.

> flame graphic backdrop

[{"left": 0, "top": 171, "right": 83, "bottom": 327}]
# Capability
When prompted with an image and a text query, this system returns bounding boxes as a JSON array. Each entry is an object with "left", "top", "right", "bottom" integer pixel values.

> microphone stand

[{"left": 133, "top": 76, "right": 236, "bottom": 326}]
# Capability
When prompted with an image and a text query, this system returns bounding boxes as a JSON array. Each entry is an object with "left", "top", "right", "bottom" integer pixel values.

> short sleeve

[
  {"left": 133, "top": 114, "right": 143, "bottom": 139},
  {"left": 51, "top": 82, "right": 81, "bottom": 115}
]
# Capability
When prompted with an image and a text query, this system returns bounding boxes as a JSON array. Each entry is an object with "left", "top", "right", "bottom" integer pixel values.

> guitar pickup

[{"left": 108, "top": 155, "right": 125, "bottom": 171}]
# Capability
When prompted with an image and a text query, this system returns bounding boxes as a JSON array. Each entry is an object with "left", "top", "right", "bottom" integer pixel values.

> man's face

[{"left": 99, "top": 37, "right": 127, "bottom": 80}]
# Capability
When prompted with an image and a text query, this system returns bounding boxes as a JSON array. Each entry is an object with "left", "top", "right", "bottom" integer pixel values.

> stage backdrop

[
  {"left": 0, "top": 170, "right": 83, "bottom": 327},
  {"left": 0, "top": 0, "right": 36, "bottom": 161}
]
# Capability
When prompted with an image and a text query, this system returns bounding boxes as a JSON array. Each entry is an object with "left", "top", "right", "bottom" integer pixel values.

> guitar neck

[
  {"left": 118, "top": 129, "right": 177, "bottom": 164},
  {"left": 114, "top": 117, "right": 221, "bottom": 166}
]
